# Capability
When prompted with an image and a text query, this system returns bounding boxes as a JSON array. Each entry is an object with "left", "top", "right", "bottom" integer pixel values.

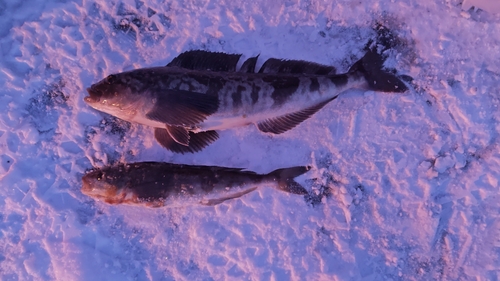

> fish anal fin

[
  {"left": 200, "top": 187, "right": 258, "bottom": 206},
  {"left": 166, "top": 125, "right": 189, "bottom": 146},
  {"left": 238, "top": 55, "right": 259, "bottom": 73},
  {"left": 257, "top": 97, "right": 337, "bottom": 134},
  {"left": 155, "top": 128, "right": 219, "bottom": 154},
  {"left": 259, "top": 58, "right": 336, "bottom": 75},
  {"left": 146, "top": 89, "right": 219, "bottom": 126},
  {"left": 167, "top": 50, "right": 242, "bottom": 72}
]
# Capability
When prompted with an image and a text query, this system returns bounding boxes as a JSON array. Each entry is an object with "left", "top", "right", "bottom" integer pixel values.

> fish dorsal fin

[
  {"left": 200, "top": 187, "right": 258, "bottom": 206},
  {"left": 154, "top": 128, "right": 219, "bottom": 154},
  {"left": 146, "top": 89, "right": 219, "bottom": 126},
  {"left": 258, "top": 58, "right": 336, "bottom": 75},
  {"left": 167, "top": 50, "right": 242, "bottom": 72},
  {"left": 238, "top": 55, "right": 259, "bottom": 73},
  {"left": 257, "top": 96, "right": 337, "bottom": 134}
]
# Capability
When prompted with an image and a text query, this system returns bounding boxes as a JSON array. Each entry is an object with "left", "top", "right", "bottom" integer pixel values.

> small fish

[
  {"left": 85, "top": 48, "right": 408, "bottom": 153},
  {"left": 81, "top": 162, "right": 310, "bottom": 208}
]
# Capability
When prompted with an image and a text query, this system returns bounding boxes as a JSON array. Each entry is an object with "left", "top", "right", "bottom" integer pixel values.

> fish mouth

[
  {"left": 85, "top": 87, "right": 100, "bottom": 104},
  {"left": 81, "top": 170, "right": 103, "bottom": 194},
  {"left": 84, "top": 96, "right": 97, "bottom": 104},
  {"left": 81, "top": 178, "right": 94, "bottom": 196},
  {"left": 81, "top": 176, "right": 94, "bottom": 195}
]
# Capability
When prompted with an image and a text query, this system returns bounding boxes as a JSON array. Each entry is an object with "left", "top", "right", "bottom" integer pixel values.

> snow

[
  {"left": 1, "top": 0, "right": 500, "bottom": 280},
  {"left": 463, "top": 0, "right": 500, "bottom": 14}
]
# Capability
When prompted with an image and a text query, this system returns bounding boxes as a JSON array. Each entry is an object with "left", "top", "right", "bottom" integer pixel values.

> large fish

[
  {"left": 81, "top": 162, "right": 310, "bottom": 208},
  {"left": 85, "top": 48, "right": 408, "bottom": 153}
]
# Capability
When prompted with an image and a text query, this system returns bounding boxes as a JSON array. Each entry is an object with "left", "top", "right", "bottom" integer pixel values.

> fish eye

[
  {"left": 96, "top": 171, "right": 103, "bottom": 181},
  {"left": 106, "top": 75, "right": 117, "bottom": 84}
]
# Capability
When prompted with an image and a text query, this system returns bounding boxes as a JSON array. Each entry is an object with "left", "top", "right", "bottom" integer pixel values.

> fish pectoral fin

[
  {"left": 256, "top": 97, "right": 337, "bottom": 134},
  {"left": 167, "top": 50, "right": 242, "bottom": 72},
  {"left": 166, "top": 125, "right": 190, "bottom": 146},
  {"left": 258, "top": 58, "right": 336, "bottom": 75},
  {"left": 146, "top": 89, "right": 219, "bottom": 126},
  {"left": 155, "top": 128, "right": 219, "bottom": 154},
  {"left": 200, "top": 187, "right": 258, "bottom": 206}
]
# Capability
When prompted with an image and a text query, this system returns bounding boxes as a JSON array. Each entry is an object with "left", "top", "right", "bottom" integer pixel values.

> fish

[
  {"left": 81, "top": 162, "right": 310, "bottom": 208},
  {"left": 85, "top": 48, "right": 408, "bottom": 153}
]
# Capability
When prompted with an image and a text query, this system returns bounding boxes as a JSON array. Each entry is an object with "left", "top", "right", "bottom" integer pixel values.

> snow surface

[
  {"left": 1, "top": 0, "right": 500, "bottom": 280},
  {"left": 463, "top": 0, "right": 500, "bottom": 14}
]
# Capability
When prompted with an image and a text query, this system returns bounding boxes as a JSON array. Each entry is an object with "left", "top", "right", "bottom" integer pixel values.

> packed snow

[{"left": 1, "top": 0, "right": 500, "bottom": 280}]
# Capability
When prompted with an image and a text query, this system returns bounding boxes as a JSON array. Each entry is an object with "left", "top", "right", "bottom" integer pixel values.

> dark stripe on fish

[
  {"left": 329, "top": 75, "right": 348, "bottom": 88},
  {"left": 263, "top": 76, "right": 300, "bottom": 107},
  {"left": 207, "top": 77, "right": 225, "bottom": 96},
  {"left": 232, "top": 85, "right": 245, "bottom": 108},
  {"left": 251, "top": 85, "right": 260, "bottom": 105},
  {"left": 309, "top": 78, "right": 320, "bottom": 92}
]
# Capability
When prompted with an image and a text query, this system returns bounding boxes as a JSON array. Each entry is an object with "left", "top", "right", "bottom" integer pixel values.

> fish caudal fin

[
  {"left": 268, "top": 166, "right": 310, "bottom": 195},
  {"left": 349, "top": 48, "right": 408, "bottom": 93},
  {"left": 155, "top": 128, "right": 219, "bottom": 153}
]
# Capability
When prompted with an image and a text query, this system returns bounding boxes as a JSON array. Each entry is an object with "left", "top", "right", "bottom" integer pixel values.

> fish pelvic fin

[
  {"left": 268, "top": 166, "right": 310, "bottom": 195},
  {"left": 349, "top": 48, "right": 408, "bottom": 93},
  {"left": 155, "top": 128, "right": 219, "bottom": 154},
  {"left": 256, "top": 96, "right": 337, "bottom": 134}
]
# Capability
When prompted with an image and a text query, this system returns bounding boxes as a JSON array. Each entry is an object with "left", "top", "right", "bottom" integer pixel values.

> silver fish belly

[
  {"left": 85, "top": 49, "right": 408, "bottom": 153},
  {"left": 81, "top": 162, "right": 310, "bottom": 208}
]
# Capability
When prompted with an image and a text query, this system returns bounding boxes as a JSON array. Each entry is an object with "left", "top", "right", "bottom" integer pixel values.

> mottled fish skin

[
  {"left": 81, "top": 162, "right": 310, "bottom": 208},
  {"left": 194, "top": 71, "right": 366, "bottom": 131},
  {"left": 85, "top": 50, "right": 408, "bottom": 152},
  {"left": 85, "top": 67, "right": 364, "bottom": 130}
]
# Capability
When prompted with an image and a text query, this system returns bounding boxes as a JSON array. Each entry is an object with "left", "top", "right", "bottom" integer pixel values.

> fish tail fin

[
  {"left": 268, "top": 166, "right": 310, "bottom": 195},
  {"left": 349, "top": 47, "right": 408, "bottom": 93}
]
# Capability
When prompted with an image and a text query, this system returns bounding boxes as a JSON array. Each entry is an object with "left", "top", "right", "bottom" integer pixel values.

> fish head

[
  {"left": 84, "top": 73, "right": 141, "bottom": 118},
  {"left": 81, "top": 167, "right": 130, "bottom": 204}
]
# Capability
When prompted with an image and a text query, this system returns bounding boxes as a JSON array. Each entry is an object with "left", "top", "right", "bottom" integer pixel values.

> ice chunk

[{"left": 463, "top": 0, "right": 500, "bottom": 13}]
